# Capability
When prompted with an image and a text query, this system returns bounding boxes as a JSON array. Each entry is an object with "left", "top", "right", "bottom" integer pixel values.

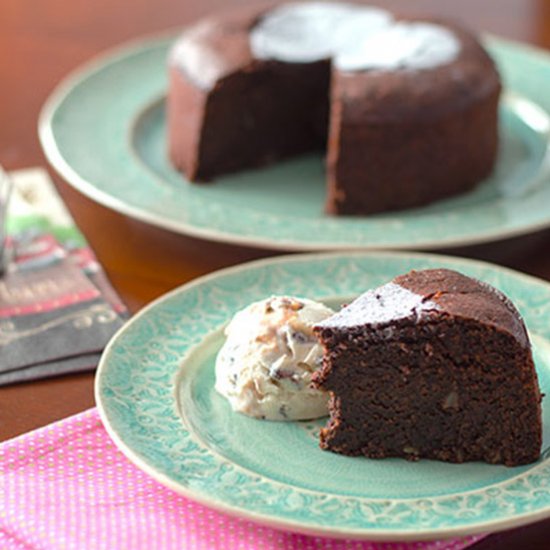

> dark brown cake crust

[
  {"left": 313, "top": 269, "right": 542, "bottom": 466},
  {"left": 325, "top": 20, "right": 501, "bottom": 215}
]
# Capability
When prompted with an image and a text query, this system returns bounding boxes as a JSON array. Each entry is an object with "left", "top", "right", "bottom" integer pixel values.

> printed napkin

[
  {"left": 0, "top": 408, "right": 487, "bottom": 550},
  {"left": 0, "top": 168, "right": 127, "bottom": 385}
]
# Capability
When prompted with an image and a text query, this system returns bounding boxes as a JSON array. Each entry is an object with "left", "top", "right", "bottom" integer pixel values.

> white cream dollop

[{"left": 215, "top": 296, "right": 333, "bottom": 420}]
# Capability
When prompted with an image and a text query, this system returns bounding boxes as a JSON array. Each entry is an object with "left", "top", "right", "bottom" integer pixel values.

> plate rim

[
  {"left": 96, "top": 249, "right": 550, "bottom": 541},
  {"left": 39, "top": 32, "right": 550, "bottom": 252}
]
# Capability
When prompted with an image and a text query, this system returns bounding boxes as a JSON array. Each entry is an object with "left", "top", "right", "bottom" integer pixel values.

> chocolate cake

[
  {"left": 312, "top": 269, "right": 542, "bottom": 466},
  {"left": 167, "top": 3, "right": 501, "bottom": 215}
]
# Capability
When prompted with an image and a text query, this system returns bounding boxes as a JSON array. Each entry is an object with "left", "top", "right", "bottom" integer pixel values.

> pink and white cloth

[{"left": 0, "top": 408, "right": 486, "bottom": 550}]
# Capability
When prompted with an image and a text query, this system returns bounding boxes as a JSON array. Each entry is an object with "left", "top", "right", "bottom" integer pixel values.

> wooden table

[{"left": 1, "top": 0, "right": 550, "bottom": 546}]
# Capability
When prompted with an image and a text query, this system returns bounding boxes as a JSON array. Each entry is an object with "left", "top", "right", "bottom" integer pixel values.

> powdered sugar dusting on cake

[
  {"left": 336, "top": 22, "right": 461, "bottom": 71},
  {"left": 316, "top": 282, "right": 441, "bottom": 329},
  {"left": 170, "top": 21, "right": 229, "bottom": 89},
  {"left": 250, "top": 2, "right": 461, "bottom": 72},
  {"left": 250, "top": 2, "right": 392, "bottom": 63}
]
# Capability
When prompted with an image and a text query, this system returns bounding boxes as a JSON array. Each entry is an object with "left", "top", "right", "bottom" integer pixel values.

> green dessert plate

[
  {"left": 96, "top": 251, "right": 550, "bottom": 540},
  {"left": 40, "top": 34, "right": 550, "bottom": 251}
]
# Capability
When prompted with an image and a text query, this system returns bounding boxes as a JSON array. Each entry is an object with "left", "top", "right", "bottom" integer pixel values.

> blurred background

[{"left": 2, "top": 0, "right": 549, "bottom": 171}]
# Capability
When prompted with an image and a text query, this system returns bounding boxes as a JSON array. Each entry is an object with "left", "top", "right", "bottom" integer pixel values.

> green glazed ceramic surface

[
  {"left": 96, "top": 252, "right": 550, "bottom": 540},
  {"left": 40, "top": 35, "right": 550, "bottom": 251}
]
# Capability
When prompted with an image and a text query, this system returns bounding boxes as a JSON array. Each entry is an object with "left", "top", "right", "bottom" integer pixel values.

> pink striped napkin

[{"left": 0, "top": 409, "right": 486, "bottom": 550}]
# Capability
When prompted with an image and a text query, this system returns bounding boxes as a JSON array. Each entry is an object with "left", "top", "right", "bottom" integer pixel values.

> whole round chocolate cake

[
  {"left": 313, "top": 269, "right": 542, "bottom": 466},
  {"left": 167, "top": 2, "right": 501, "bottom": 215}
]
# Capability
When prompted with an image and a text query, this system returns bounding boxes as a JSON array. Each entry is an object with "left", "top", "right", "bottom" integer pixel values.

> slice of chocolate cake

[{"left": 312, "top": 269, "right": 543, "bottom": 466}]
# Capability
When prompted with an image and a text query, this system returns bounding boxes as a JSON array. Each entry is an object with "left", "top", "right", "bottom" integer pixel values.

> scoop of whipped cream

[{"left": 215, "top": 296, "right": 333, "bottom": 420}]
